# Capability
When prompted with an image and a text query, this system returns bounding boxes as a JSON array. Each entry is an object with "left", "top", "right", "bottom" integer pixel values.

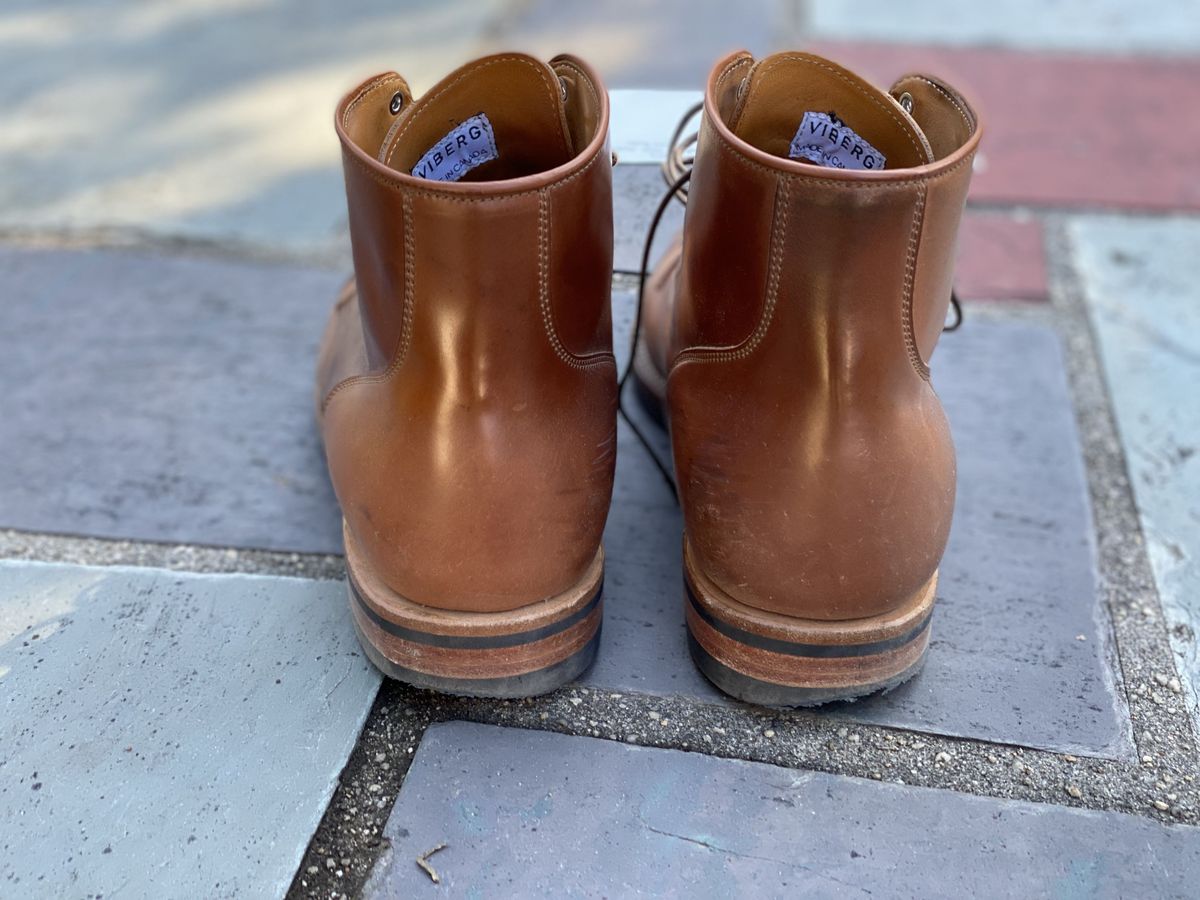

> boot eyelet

[
  {"left": 558, "top": 76, "right": 569, "bottom": 102},
  {"left": 898, "top": 91, "right": 914, "bottom": 113},
  {"left": 389, "top": 91, "right": 404, "bottom": 115}
]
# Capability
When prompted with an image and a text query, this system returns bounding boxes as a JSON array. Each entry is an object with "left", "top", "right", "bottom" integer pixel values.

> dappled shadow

[{"left": 0, "top": 0, "right": 773, "bottom": 253}]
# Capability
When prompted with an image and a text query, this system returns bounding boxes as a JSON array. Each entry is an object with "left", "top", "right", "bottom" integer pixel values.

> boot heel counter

[
  {"left": 671, "top": 357, "right": 955, "bottom": 621},
  {"left": 327, "top": 364, "right": 615, "bottom": 614}
]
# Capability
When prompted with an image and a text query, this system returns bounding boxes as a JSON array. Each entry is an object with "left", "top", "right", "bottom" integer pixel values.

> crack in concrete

[{"left": 635, "top": 814, "right": 874, "bottom": 896}]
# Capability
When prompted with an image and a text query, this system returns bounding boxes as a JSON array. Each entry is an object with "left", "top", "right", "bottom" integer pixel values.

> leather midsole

[
  {"left": 348, "top": 571, "right": 601, "bottom": 649},
  {"left": 344, "top": 519, "right": 605, "bottom": 639},
  {"left": 684, "top": 535, "right": 937, "bottom": 647},
  {"left": 351, "top": 593, "right": 602, "bottom": 679}
]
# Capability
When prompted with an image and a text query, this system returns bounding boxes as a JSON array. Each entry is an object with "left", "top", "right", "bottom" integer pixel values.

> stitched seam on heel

[
  {"left": 672, "top": 176, "right": 789, "bottom": 368},
  {"left": 321, "top": 194, "right": 417, "bottom": 409},
  {"left": 902, "top": 186, "right": 930, "bottom": 380},
  {"left": 538, "top": 189, "right": 616, "bottom": 370}
]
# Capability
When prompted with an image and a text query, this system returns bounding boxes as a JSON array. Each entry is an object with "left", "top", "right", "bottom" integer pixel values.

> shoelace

[
  {"left": 614, "top": 102, "right": 704, "bottom": 502},
  {"left": 615, "top": 101, "right": 964, "bottom": 502}
]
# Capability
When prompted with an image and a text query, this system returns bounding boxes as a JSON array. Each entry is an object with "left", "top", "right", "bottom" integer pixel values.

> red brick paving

[
  {"left": 957, "top": 213, "right": 1048, "bottom": 302},
  {"left": 814, "top": 41, "right": 1200, "bottom": 212}
]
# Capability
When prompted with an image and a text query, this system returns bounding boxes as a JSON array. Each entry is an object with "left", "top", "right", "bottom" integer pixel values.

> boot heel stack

[
  {"left": 684, "top": 540, "right": 935, "bottom": 706},
  {"left": 346, "top": 527, "right": 604, "bottom": 698}
]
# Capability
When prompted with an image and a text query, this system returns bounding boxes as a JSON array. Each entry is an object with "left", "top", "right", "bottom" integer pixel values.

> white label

[
  {"left": 411, "top": 113, "right": 498, "bottom": 182},
  {"left": 789, "top": 111, "right": 886, "bottom": 171}
]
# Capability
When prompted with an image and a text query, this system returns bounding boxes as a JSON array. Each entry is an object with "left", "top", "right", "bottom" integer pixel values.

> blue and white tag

[
  {"left": 789, "top": 111, "right": 886, "bottom": 171},
  {"left": 411, "top": 113, "right": 499, "bottom": 182}
]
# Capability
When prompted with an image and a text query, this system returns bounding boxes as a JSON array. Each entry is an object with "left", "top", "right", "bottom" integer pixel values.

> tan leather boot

[
  {"left": 317, "top": 54, "right": 616, "bottom": 697},
  {"left": 633, "top": 52, "right": 982, "bottom": 705}
]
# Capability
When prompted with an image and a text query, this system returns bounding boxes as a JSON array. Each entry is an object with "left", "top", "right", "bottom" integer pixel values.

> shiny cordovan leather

[
  {"left": 317, "top": 54, "right": 617, "bottom": 614},
  {"left": 642, "top": 51, "right": 983, "bottom": 622}
]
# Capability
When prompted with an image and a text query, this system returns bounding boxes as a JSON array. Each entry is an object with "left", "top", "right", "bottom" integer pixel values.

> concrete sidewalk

[{"left": 1, "top": 2, "right": 1198, "bottom": 897}]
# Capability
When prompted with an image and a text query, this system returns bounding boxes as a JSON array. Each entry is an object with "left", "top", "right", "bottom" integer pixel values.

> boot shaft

[
  {"left": 674, "top": 52, "right": 980, "bottom": 384},
  {"left": 334, "top": 55, "right": 615, "bottom": 380},
  {"left": 667, "top": 52, "right": 982, "bottom": 621},
  {"left": 321, "top": 55, "right": 617, "bottom": 614}
]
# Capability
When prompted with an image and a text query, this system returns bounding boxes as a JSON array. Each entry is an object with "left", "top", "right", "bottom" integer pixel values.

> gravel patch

[{"left": 0, "top": 529, "right": 343, "bottom": 581}]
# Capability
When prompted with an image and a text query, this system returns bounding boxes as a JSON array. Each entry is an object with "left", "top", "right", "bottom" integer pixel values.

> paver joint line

[{"left": 1, "top": 34, "right": 1195, "bottom": 896}]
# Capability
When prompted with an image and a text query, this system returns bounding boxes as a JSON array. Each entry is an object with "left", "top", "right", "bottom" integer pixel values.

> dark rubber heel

[
  {"left": 683, "top": 540, "right": 934, "bottom": 707},
  {"left": 345, "top": 523, "right": 604, "bottom": 698}
]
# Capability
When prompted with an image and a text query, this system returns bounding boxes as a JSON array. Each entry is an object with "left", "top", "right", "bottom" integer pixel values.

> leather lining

[
  {"left": 379, "top": 54, "right": 577, "bottom": 181},
  {"left": 730, "top": 53, "right": 934, "bottom": 169},
  {"left": 890, "top": 73, "right": 978, "bottom": 161}
]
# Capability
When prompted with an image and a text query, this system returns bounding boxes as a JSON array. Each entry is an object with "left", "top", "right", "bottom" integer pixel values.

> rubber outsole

[
  {"left": 351, "top": 606, "right": 601, "bottom": 698},
  {"left": 685, "top": 556, "right": 936, "bottom": 707},
  {"left": 345, "top": 524, "right": 605, "bottom": 698},
  {"left": 686, "top": 631, "right": 928, "bottom": 707}
]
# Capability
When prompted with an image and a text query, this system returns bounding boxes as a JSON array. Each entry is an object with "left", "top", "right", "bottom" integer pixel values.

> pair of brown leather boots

[{"left": 316, "top": 50, "right": 982, "bottom": 706}]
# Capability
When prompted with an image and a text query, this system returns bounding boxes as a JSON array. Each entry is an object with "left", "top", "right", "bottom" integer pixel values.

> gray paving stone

[
  {"left": 0, "top": 246, "right": 344, "bottom": 553},
  {"left": 366, "top": 722, "right": 1199, "bottom": 898},
  {"left": 0, "top": 559, "right": 379, "bottom": 898},
  {"left": 805, "top": 0, "right": 1200, "bottom": 55},
  {"left": 614, "top": 164, "right": 687, "bottom": 274},
  {"left": 492, "top": 0, "right": 777, "bottom": 89},
  {"left": 0, "top": 0, "right": 773, "bottom": 255},
  {"left": 610, "top": 90, "right": 704, "bottom": 165},
  {"left": 1071, "top": 216, "right": 1200, "bottom": 721},
  {"left": 0, "top": 0, "right": 507, "bottom": 255},
  {"left": 1, "top": 245, "right": 1121, "bottom": 753},
  {"left": 598, "top": 292, "right": 1126, "bottom": 756}
]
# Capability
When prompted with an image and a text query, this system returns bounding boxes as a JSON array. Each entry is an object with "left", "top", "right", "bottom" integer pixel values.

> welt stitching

[
  {"left": 905, "top": 76, "right": 975, "bottom": 134},
  {"left": 747, "top": 55, "right": 925, "bottom": 160},
  {"left": 710, "top": 122, "right": 973, "bottom": 188},
  {"left": 384, "top": 55, "right": 570, "bottom": 168},
  {"left": 901, "top": 186, "right": 930, "bottom": 381},
  {"left": 321, "top": 195, "right": 417, "bottom": 409},
  {"left": 554, "top": 59, "right": 599, "bottom": 118},
  {"left": 924, "top": 78, "right": 975, "bottom": 133},
  {"left": 714, "top": 56, "right": 751, "bottom": 92},
  {"left": 342, "top": 76, "right": 393, "bottom": 128},
  {"left": 552, "top": 59, "right": 598, "bottom": 159},
  {"left": 344, "top": 140, "right": 604, "bottom": 203},
  {"left": 378, "top": 109, "right": 411, "bottom": 164},
  {"left": 401, "top": 195, "right": 417, "bottom": 364},
  {"left": 342, "top": 75, "right": 398, "bottom": 130},
  {"left": 716, "top": 57, "right": 753, "bottom": 127},
  {"left": 537, "top": 189, "right": 616, "bottom": 370},
  {"left": 671, "top": 176, "right": 790, "bottom": 368}
]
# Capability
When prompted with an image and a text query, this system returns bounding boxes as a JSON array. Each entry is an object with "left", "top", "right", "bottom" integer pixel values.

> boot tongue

[
  {"left": 380, "top": 54, "right": 574, "bottom": 183},
  {"left": 730, "top": 53, "right": 934, "bottom": 171}
]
